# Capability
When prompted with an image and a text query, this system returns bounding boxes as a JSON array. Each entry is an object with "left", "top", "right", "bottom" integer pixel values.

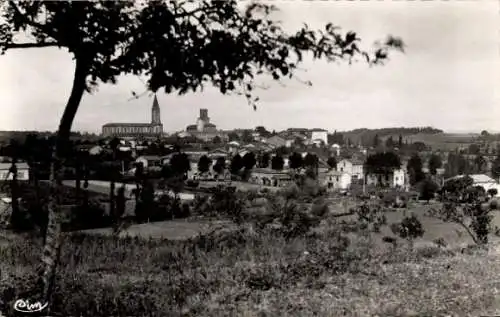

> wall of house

[
  {"left": 393, "top": 169, "right": 406, "bottom": 187},
  {"left": 0, "top": 169, "right": 29, "bottom": 181},
  {"left": 311, "top": 131, "right": 328, "bottom": 145}
]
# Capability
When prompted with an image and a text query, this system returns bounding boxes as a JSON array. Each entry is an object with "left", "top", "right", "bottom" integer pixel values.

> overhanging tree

[{"left": 0, "top": 0, "right": 403, "bottom": 307}]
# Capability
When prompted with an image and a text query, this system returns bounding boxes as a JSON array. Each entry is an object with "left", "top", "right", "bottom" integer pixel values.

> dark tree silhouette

[
  {"left": 407, "top": 154, "right": 425, "bottom": 185},
  {"left": 327, "top": 156, "right": 337, "bottom": 169},
  {"left": 242, "top": 152, "right": 256, "bottom": 170},
  {"left": 385, "top": 136, "right": 394, "bottom": 149},
  {"left": 428, "top": 154, "right": 442, "bottom": 176},
  {"left": 0, "top": 0, "right": 404, "bottom": 305},
  {"left": 373, "top": 134, "right": 381, "bottom": 148},
  {"left": 197, "top": 155, "right": 211, "bottom": 174},
  {"left": 492, "top": 155, "right": 500, "bottom": 180},
  {"left": 271, "top": 155, "right": 285, "bottom": 171},
  {"left": 303, "top": 153, "right": 318, "bottom": 169},
  {"left": 212, "top": 136, "right": 222, "bottom": 144},
  {"left": 170, "top": 153, "right": 191, "bottom": 178},
  {"left": 419, "top": 179, "right": 438, "bottom": 203},
  {"left": 473, "top": 155, "right": 487, "bottom": 174},
  {"left": 213, "top": 157, "right": 226, "bottom": 176},
  {"left": 288, "top": 152, "right": 303, "bottom": 170},
  {"left": 259, "top": 152, "right": 270, "bottom": 168},
  {"left": 228, "top": 132, "right": 240, "bottom": 142},
  {"left": 230, "top": 154, "right": 243, "bottom": 175},
  {"left": 255, "top": 126, "right": 272, "bottom": 138}
]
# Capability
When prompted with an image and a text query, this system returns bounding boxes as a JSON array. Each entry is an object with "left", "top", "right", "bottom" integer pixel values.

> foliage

[
  {"left": 327, "top": 156, "right": 337, "bottom": 169},
  {"left": 230, "top": 154, "right": 243, "bottom": 175},
  {"left": 170, "top": 153, "right": 191, "bottom": 177},
  {"left": 492, "top": 155, "right": 500, "bottom": 180},
  {"left": 441, "top": 176, "right": 474, "bottom": 202},
  {"left": 428, "top": 181, "right": 493, "bottom": 245},
  {"left": 407, "top": 154, "right": 425, "bottom": 186},
  {"left": 197, "top": 155, "right": 211, "bottom": 174},
  {"left": 271, "top": 155, "right": 284, "bottom": 171},
  {"left": 487, "top": 188, "right": 498, "bottom": 198},
  {"left": 428, "top": 154, "right": 443, "bottom": 176},
  {"left": 288, "top": 152, "right": 303, "bottom": 170},
  {"left": 242, "top": 152, "right": 256, "bottom": 170},
  {"left": 303, "top": 153, "right": 318, "bottom": 169},
  {"left": 419, "top": 179, "right": 439, "bottom": 202},
  {"left": 390, "top": 214, "right": 425, "bottom": 242},
  {"left": 445, "top": 153, "right": 471, "bottom": 177},
  {"left": 212, "top": 157, "right": 226, "bottom": 175},
  {"left": 353, "top": 203, "right": 387, "bottom": 233},
  {"left": 259, "top": 152, "right": 270, "bottom": 168},
  {"left": 192, "top": 186, "right": 245, "bottom": 221}
]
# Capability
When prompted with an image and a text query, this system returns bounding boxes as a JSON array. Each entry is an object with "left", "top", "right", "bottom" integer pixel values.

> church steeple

[{"left": 151, "top": 94, "right": 161, "bottom": 124}]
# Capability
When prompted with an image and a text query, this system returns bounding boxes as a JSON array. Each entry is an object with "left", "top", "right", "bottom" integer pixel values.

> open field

[
  {"left": 77, "top": 199, "right": 500, "bottom": 249},
  {"left": 3, "top": 220, "right": 500, "bottom": 316}
]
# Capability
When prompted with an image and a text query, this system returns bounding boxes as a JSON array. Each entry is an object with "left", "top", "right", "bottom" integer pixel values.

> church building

[
  {"left": 185, "top": 109, "right": 227, "bottom": 142},
  {"left": 102, "top": 95, "right": 163, "bottom": 138}
]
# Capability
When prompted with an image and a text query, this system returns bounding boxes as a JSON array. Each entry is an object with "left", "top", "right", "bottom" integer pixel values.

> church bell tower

[{"left": 151, "top": 94, "right": 161, "bottom": 125}]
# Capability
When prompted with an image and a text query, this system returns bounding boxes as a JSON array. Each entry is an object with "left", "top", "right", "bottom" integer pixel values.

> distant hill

[{"left": 333, "top": 127, "right": 499, "bottom": 151}]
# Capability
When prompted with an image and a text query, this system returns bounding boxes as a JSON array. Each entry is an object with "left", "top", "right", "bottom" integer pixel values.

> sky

[{"left": 0, "top": 1, "right": 498, "bottom": 134}]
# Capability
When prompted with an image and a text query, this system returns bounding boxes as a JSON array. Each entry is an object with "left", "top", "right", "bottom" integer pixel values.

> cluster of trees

[{"left": 444, "top": 152, "right": 499, "bottom": 177}]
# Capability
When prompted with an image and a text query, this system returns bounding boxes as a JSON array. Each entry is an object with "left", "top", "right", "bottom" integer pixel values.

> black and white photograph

[{"left": 0, "top": 0, "right": 499, "bottom": 316}]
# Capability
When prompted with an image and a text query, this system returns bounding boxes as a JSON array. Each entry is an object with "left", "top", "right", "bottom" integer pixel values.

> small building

[
  {"left": 323, "top": 170, "right": 351, "bottom": 191},
  {"left": 310, "top": 129, "right": 328, "bottom": 145},
  {"left": 337, "top": 158, "right": 365, "bottom": 181},
  {"left": 265, "top": 135, "right": 287, "bottom": 148},
  {"left": 250, "top": 168, "right": 293, "bottom": 187},
  {"left": 0, "top": 162, "right": 30, "bottom": 181},
  {"left": 135, "top": 155, "right": 164, "bottom": 169}
]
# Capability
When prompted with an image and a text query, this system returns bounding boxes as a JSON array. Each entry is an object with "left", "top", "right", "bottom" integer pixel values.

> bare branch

[{"left": 4, "top": 41, "right": 59, "bottom": 49}]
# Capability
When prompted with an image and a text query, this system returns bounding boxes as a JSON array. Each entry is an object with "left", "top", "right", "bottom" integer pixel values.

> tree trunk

[
  {"left": 9, "top": 159, "right": 19, "bottom": 228},
  {"left": 40, "top": 55, "right": 87, "bottom": 307}
]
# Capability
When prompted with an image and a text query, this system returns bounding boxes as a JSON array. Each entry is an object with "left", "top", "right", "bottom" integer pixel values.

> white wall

[
  {"left": 0, "top": 169, "right": 29, "bottom": 181},
  {"left": 311, "top": 131, "right": 328, "bottom": 145}
]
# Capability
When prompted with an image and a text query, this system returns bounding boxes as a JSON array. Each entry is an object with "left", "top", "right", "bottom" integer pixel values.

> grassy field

[{"left": 2, "top": 219, "right": 500, "bottom": 316}]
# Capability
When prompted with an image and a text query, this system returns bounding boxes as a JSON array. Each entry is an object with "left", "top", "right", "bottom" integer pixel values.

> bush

[
  {"left": 490, "top": 199, "right": 499, "bottom": 210},
  {"left": 488, "top": 188, "right": 498, "bottom": 198},
  {"left": 391, "top": 214, "right": 425, "bottom": 244},
  {"left": 68, "top": 199, "right": 111, "bottom": 231}
]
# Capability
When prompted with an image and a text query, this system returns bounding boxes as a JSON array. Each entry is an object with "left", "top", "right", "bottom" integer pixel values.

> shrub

[
  {"left": 353, "top": 203, "right": 387, "bottom": 233},
  {"left": 68, "top": 199, "right": 111, "bottom": 231},
  {"left": 310, "top": 198, "right": 329, "bottom": 217},
  {"left": 391, "top": 214, "right": 425, "bottom": 246},
  {"left": 490, "top": 199, "right": 498, "bottom": 210},
  {"left": 487, "top": 188, "right": 498, "bottom": 198},
  {"left": 419, "top": 179, "right": 438, "bottom": 202}
]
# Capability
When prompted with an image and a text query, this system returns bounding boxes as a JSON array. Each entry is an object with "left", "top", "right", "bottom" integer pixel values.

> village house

[
  {"left": 135, "top": 155, "right": 164, "bottom": 170},
  {"left": 0, "top": 162, "right": 30, "bottom": 181},
  {"left": 336, "top": 158, "right": 365, "bottom": 183},
  {"left": 250, "top": 168, "right": 293, "bottom": 187},
  {"left": 264, "top": 135, "right": 287, "bottom": 148},
  {"left": 366, "top": 168, "right": 407, "bottom": 189},
  {"left": 323, "top": 170, "right": 351, "bottom": 191},
  {"left": 310, "top": 128, "right": 328, "bottom": 146}
]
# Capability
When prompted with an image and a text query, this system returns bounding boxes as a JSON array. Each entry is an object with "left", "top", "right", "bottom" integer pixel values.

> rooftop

[{"left": 103, "top": 123, "right": 156, "bottom": 128}]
